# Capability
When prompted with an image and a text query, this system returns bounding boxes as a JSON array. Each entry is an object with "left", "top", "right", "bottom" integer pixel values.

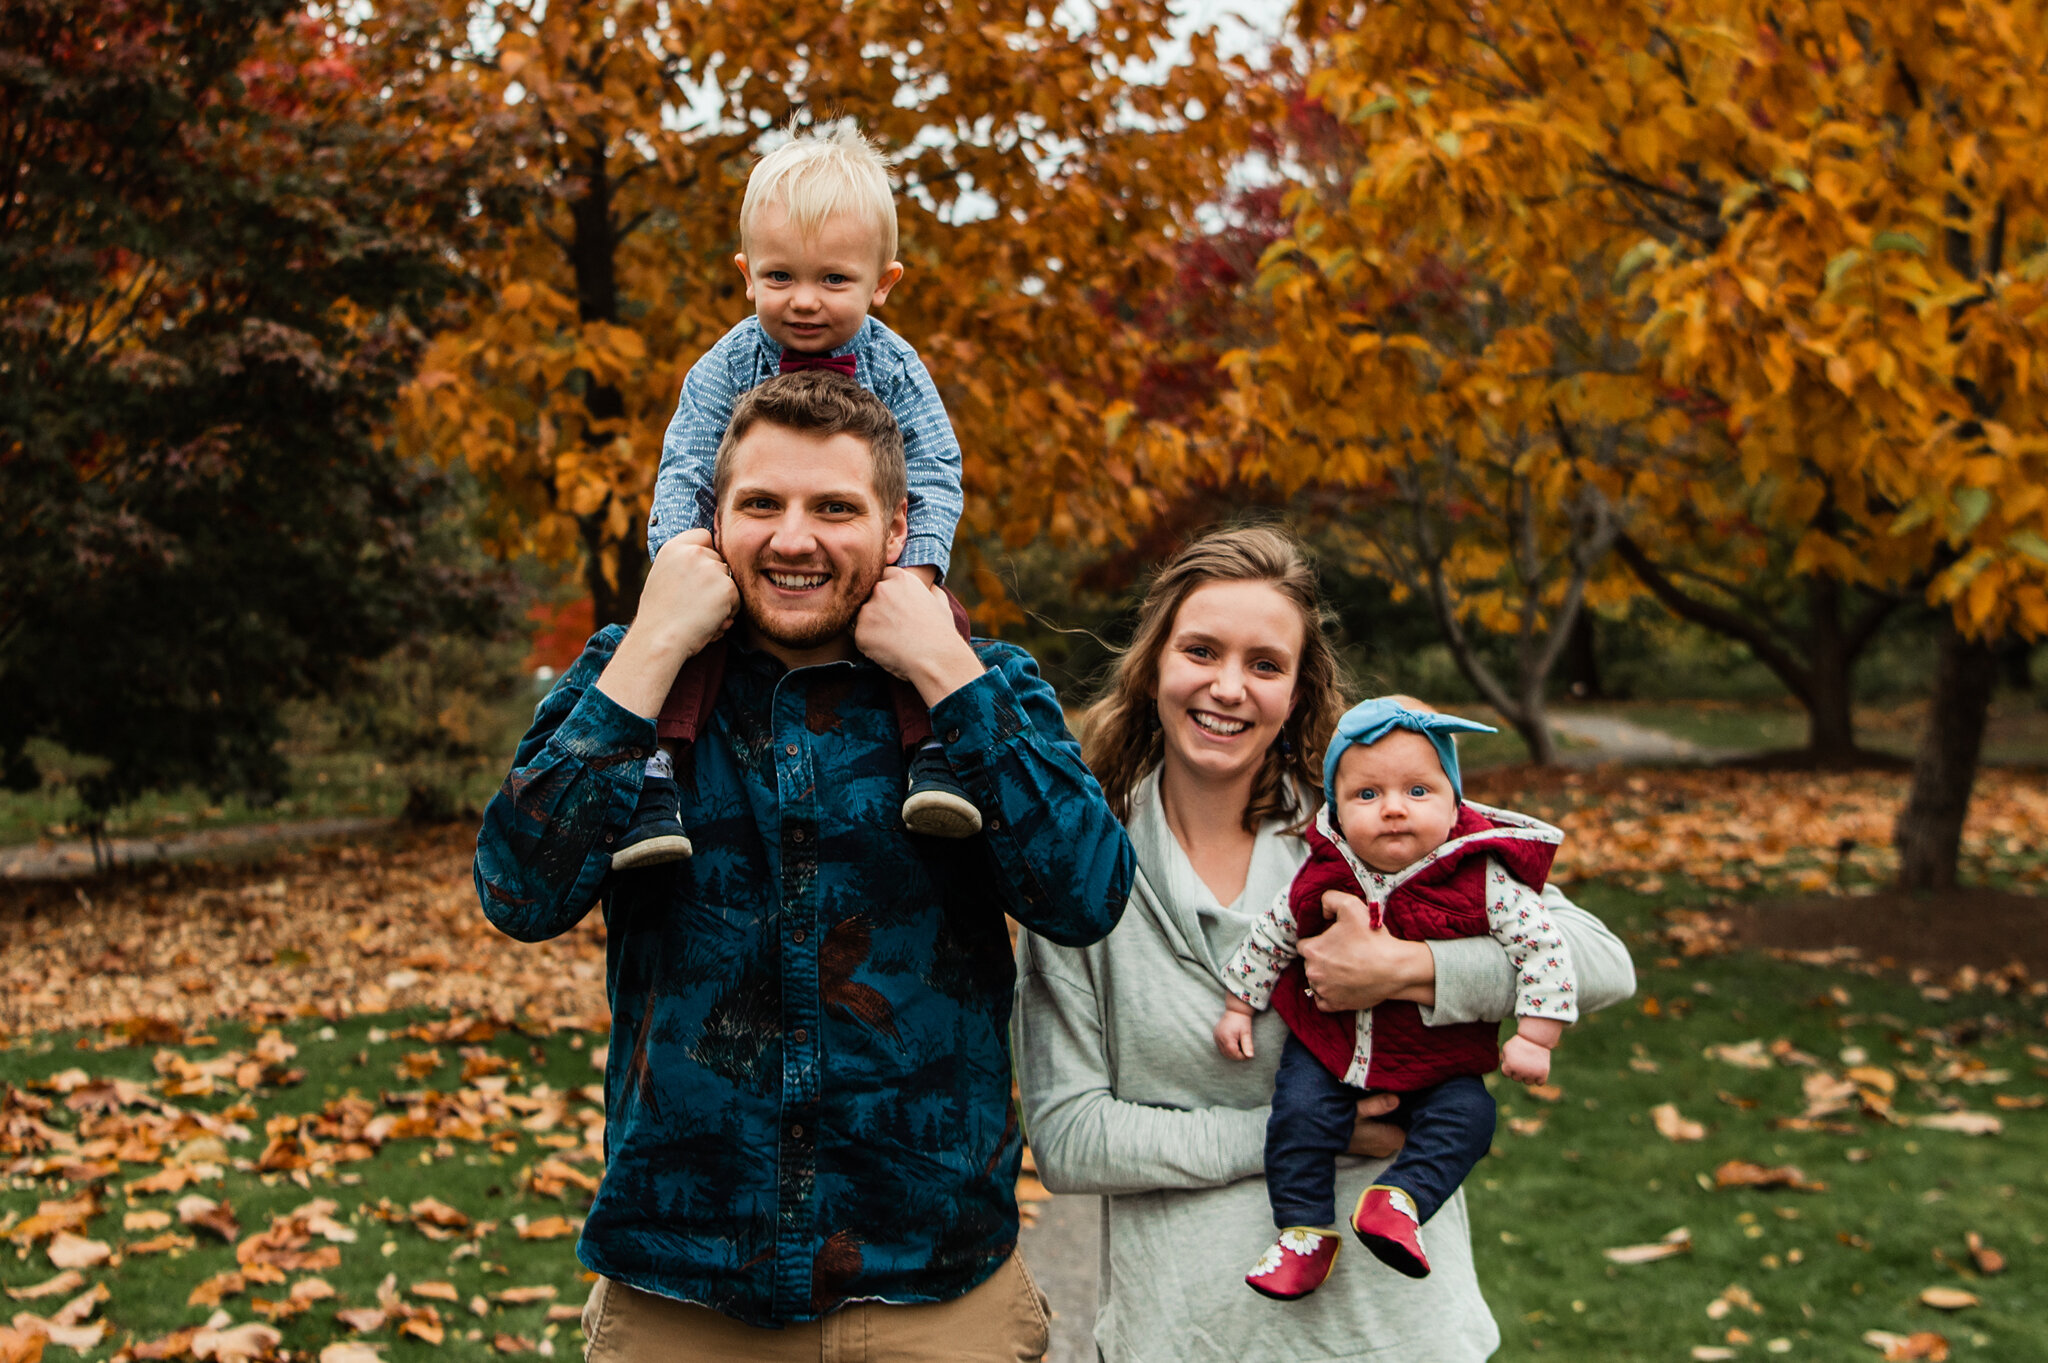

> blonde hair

[
  {"left": 1082, "top": 526, "right": 1348, "bottom": 833},
  {"left": 740, "top": 125, "right": 898, "bottom": 267}
]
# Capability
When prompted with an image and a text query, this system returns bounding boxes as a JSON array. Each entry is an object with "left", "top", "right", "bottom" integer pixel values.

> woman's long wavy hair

[{"left": 1082, "top": 525, "right": 1347, "bottom": 832}]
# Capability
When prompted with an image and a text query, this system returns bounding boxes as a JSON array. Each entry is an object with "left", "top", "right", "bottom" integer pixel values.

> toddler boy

[
  {"left": 1214, "top": 698, "right": 1578, "bottom": 1299},
  {"left": 616, "top": 126, "right": 979, "bottom": 868}
]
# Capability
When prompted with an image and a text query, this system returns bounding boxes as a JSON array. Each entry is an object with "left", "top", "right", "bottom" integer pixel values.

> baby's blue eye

[
  {"left": 824, "top": 273, "right": 849, "bottom": 285},
  {"left": 1409, "top": 784, "right": 1428, "bottom": 798},
  {"left": 1356, "top": 787, "right": 1377, "bottom": 802}
]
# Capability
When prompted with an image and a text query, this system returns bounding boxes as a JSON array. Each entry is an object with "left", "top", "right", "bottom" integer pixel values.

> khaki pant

[{"left": 581, "top": 1255, "right": 1052, "bottom": 1363}]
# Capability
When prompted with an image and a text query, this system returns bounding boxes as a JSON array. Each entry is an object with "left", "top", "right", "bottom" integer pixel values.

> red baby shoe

[
  {"left": 1352, "top": 1184, "right": 1431, "bottom": 1278},
  {"left": 1244, "top": 1227, "right": 1341, "bottom": 1300}
]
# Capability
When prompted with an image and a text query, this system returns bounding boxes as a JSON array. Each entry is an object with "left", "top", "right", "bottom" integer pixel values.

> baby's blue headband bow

[{"left": 1324, "top": 697, "right": 1497, "bottom": 823}]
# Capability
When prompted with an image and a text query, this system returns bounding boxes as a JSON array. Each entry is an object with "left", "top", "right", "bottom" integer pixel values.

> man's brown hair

[{"left": 712, "top": 370, "right": 909, "bottom": 513}]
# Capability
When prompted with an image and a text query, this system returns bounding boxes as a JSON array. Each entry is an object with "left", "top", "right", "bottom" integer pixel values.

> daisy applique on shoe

[
  {"left": 1244, "top": 1226, "right": 1340, "bottom": 1300},
  {"left": 1352, "top": 1184, "right": 1430, "bottom": 1279}
]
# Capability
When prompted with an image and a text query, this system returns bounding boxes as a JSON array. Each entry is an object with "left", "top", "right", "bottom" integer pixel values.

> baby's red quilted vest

[{"left": 1270, "top": 803, "right": 1559, "bottom": 1091}]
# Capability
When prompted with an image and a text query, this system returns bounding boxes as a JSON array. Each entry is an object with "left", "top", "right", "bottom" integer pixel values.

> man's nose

[{"left": 768, "top": 509, "right": 819, "bottom": 555}]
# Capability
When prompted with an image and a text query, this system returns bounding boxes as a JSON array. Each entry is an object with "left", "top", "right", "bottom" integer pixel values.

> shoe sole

[
  {"left": 902, "top": 790, "right": 983, "bottom": 838},
  {"left": 610, "top": 834, "right": 694, "bottom": 870},
  {"left": 1352, "top": 1188, "right": 1430, "bottom": 1278}
]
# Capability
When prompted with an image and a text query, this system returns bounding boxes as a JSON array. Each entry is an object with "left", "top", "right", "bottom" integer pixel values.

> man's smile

[{"left": 764, "top": 568, "right": 831, "bottom": 591}]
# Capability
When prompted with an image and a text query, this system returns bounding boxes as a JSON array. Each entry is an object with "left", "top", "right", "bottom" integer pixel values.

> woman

[{"left": 1014, "top": 526, "right": 1635, "bottom": 1362}]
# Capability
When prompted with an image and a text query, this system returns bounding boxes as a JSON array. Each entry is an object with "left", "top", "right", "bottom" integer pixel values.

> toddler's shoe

[
  {"left": 610, "top": 774, "right": 694, "bottom": 870},
  {"left": 1244, "top": 1227, "right": 1340, "bottom": 1300},
  {"left": 1352, "top": 1184, "right": 1430, "bottom": 1278},
  {"left": 901, "top": 743, "right": 982, "bottom": 838}
]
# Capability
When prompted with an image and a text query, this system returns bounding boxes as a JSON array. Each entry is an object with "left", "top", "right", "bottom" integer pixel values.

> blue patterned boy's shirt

[
  {"left": 647, "top": 315, "right": 965, "bottom": 576},
  {"left": 473, "top": 628, "right": 1132, "bottom": 1326}
]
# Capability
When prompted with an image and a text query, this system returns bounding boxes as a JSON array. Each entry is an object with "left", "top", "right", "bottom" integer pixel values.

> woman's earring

[{"left": 1280, "top": 732, "right": 1294, "bottom": 756}]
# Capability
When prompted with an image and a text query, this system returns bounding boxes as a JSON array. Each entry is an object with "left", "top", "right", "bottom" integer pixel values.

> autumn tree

[
  {"left": 0, "top": 0, "right": 513, "bottom": 813},
  {"left": 1235, "top": 0, "right": 2048, "bottom": 884},
  {"left": 400, "top": 0, "right": 1269, "bottom": 628}
]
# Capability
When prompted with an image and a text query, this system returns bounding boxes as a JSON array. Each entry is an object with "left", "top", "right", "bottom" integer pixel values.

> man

[{"left": 474, "top": 371, "right": 1133, "bottom": 1360}]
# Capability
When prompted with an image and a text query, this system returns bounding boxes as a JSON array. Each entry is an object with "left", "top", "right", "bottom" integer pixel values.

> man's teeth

[
  {"left": 1190, "top": 712, "right": 1250, "bottom": 736},
  {"left": 767, "top": 571, "right": 829, "bottom": 589}
]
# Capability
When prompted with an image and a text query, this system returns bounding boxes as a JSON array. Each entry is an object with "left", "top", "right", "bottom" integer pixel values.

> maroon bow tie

[{"left": 779, "top": 351, "right": 857, "bottom": 377}]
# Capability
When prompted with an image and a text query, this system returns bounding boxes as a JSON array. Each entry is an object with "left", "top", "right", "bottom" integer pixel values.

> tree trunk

[
  {"left": 1562, "top": 610, "right": 1604, "bottom": 699},
  {"left": 566, "top": 137, "right": 646, "bottom": 626},
  {"left": 1512, "top": 686, "right": 1560, "bottom": 766},
  {"left": 1894, "top": 619, "right": 1998, "bottom": 891}
]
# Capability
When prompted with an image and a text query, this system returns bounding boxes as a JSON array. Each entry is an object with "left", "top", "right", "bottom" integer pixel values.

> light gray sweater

[{"left": 1014, "top": 772, "right": 1637, "bottom": 1363}]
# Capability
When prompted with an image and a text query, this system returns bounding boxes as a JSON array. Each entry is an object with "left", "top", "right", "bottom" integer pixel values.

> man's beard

[{"left": 736, "top": 557, "right": 883, "bottom": 653}]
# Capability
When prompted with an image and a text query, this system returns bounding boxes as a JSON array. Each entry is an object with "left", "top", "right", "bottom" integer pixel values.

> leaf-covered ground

[{"left": 2, "top": 777, "right": 2044, "bottom": 1363}]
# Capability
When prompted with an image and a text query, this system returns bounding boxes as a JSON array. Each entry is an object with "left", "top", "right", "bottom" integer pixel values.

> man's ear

[
  {"left": 870, "top": 260, "right": 905, "bottom": 308},
  {"left": 884, "top": 499, "right": 908, "bottom": 565},
  {"left": 734, "top": 252, "right": 754, "bottom": 301}
]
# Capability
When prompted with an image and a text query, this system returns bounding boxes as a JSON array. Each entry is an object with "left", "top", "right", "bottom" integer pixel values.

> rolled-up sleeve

[
  {"left": 473, "top": 627, "right": 653, "bottom": 943},
  {"left": 929, "top": 645, "right": 1132, "bottom": 948}
]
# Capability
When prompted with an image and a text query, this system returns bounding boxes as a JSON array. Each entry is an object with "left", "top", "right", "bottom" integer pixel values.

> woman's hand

[
  {"left": 1347, "top": 1093, "right": 1405, "bottom": 1159},
  {"left": 1299, "top": 891, "right": 1438, "bottom": 1012}
]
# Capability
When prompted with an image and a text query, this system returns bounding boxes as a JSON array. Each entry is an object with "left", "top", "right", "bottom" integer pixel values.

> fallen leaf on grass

[
  {"left": 1965, "top": 1231, "right": 2005, "bottom": 1275},
  {"left": 1991, "top": 1093, "right": 2043, "bottom": 1109},
  {"left": 44, "top": 1234, "right": 109, "bottom": 1270},
  {"left": 0, "top": 1327, "right": 44, "bottom": 1363},
  {"left": 189, "top": 1312, "right": 281, "bottom": 1363},
  {"left": 1704, "top": 1040, "right": 1773, "bottom": 1071},
  {"left": 491, "top": 1337, "right": 532, "bottom": 1355},
  {"left": 2, "top": 1276, "right": 82, "bottom": 1304},
  {"left": 493, "top": 1287, "right": 557, "bottom": 1304},
  {"left": 1918, "top": 1288, "right": 1979, "bottom": 1311},
  {"left": 123, "top": 1210, "right": 172, "bottom": 1233},
  {"left": 1506, "top": 1115, "right": 1546, "bottom": 1137},
  {"left": 1713, "top": 1160, "right": 1826, "bottom": 1192},
  {"left": 48, "top": 1283, "right": 108, "bottom": 1327},
  {"left": 334, "top": 1309, "right": 386, "bottom": 1333},
  {"left": 8, "top": 1198, "right": 97, "bottom": 1246},
  {"left": 1652, "top": 1104, "right": 1707, "bottom": 1142},
  {"left": 409, "top": 1282, "right": 459, "bottom": 1303},
  {"left": 1706, "top": 1284, "right": 1762, "bottom": 1319},
  {"left": 1910, "top": 1112, "right": 2002, "bottom": 1136},
  {"left": 188, "top": 1273, "right": 245, "bottom": 1308},
  {"left": 1690, "top": 1348, "right": 1736, "bottom": 1361},
  {"left": 544, "top": 1305, "right": 582, "bottom": 1323},
  {"left": 1602, "top": 1227, "right": 1692, "bottom": 1264},
  {"left": 1862, "top": 1330, "right": 1950, "bottom": 1360},
  {"left": 514, "top": 1216, "right": 575, "bottom": 1241},
  {"left": 318, "top": 1346, "right": 382, "bottom": 1363},
  {"left": 177, "top": 1196, "right": 240, "bottom": 1243},
  {"left": 126, "top": 1233, "right": 197, "bottom": 1256},
  {"left": 409, "top": 1198, "right": 470, "bottom": 1233},
  {"left": 8, "top": 1318, "right": 106, "bottom": 1354}
]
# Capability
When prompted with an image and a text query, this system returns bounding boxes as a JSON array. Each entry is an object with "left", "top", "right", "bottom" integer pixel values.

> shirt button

[
  {"left": 793, "top": 1028, "right": 808, "bottom": 1043},
  {"left": 792, "top": 928, "right": 807, "bottom": 944},
  {"left": 945, "top": 728, "right": 961, "bottom": 744},
  {"left": 791, "top": 829, "right": 806, "bottom": 843},
  {"left": 790, "top": 1124, "right": 804, "bottom": 1139},
  {"left": 785, "top": 743, "right": 799, "bottom": 756},
  {"left": 989, "top": 819, "right": 1002, "bottom": 832}
]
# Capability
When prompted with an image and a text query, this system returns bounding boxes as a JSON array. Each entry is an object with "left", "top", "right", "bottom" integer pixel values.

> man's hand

[
  {"left": 1300, "top": 890, "right": 1437, "bottom": 1013},
  {"left": 595, "top": 530, "right": 737, "bottom": 719},
  {"left": 1347, "top": 1093, "right": 1406, "bottom": 1159},
  {"left": 854, "top": 568, "right": 984, "bottom": 707},
  {"left": 1212, "top": 999, "right": 1256, "bottom": 1061}
]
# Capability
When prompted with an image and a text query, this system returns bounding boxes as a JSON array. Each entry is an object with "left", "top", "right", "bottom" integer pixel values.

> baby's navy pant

[{"left": 1265, "top": 1030, "right": 1496, "bottom": 1228}]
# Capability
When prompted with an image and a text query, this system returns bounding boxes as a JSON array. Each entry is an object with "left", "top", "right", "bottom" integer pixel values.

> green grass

[
  {"left": 1470, "top": 882, "right": 2048, "bottom": 1360},
  {"left": 0, "top": 1011, "right": 605, "bottom": 1356}
]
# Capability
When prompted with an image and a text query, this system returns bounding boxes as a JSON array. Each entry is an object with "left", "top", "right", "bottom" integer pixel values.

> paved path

[
  {"left": 1546, "top": 711, "right": 1736, "bottom": 767},
  {"left": 0, "top": 817, "right": 390, "bottom": 879},
  {"left": 1019, "top": 1193, "right": 1101, "bottom": 1363}
]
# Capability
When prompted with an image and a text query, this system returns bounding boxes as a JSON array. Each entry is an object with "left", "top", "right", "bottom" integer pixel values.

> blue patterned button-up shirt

[
  {"left": 647, "top": 316, "right": 965, "bottom": 576},
  {"left": 473, "top": 628, "right": 1132, "bottom": 1325}
]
